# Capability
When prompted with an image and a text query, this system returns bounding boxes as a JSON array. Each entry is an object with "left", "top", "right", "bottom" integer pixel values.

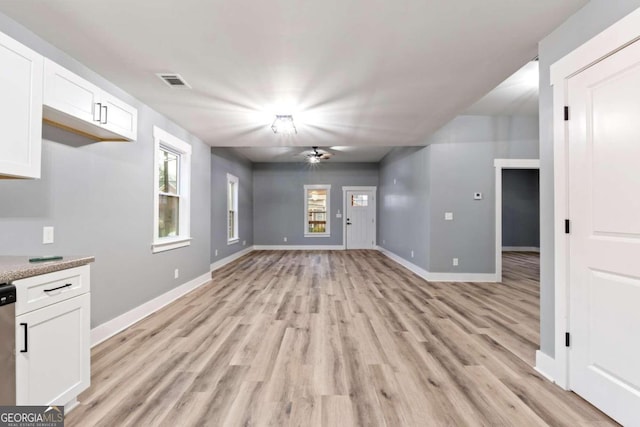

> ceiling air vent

[{"left": 156, "top": 73, "right": 191, "bottom": 88}]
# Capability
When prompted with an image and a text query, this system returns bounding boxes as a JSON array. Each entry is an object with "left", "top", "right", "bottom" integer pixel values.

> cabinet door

[
  {"left": 100, "top": 91, "right": 138, "bottom": 140},
  {"left": 0, "top": 31, "right": 43, "bottom": 179},
  {"left": 44, "top": 58, "right": 101, "bottom": 126},
  {"left": 16, "top": 293, "right": 90, "bottom": 406}
]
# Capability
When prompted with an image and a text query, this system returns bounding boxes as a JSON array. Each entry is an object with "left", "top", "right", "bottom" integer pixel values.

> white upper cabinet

[
  {"left": 100, "top": 90, "right": 138, "bottom": 141},
  {"left": 43, "top": 58, "right": 138, "bottom": 142},
  {"left": 43, "top": 58, "right": 101, "bottom": 126},
  {"left": 0, "top": 31, "right": 43, "bottom": 179}
]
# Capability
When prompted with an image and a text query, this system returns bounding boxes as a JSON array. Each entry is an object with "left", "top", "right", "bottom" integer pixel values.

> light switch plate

[
  {"left": 43, "top": 226, "right": 54, "bottom": 244},
  {"left": 445, "top": 212, "right": 453, "bottom": 221}
]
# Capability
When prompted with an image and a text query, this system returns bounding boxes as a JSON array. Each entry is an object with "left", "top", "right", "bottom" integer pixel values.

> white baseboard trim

[
  {"left": 377, "top": 246, "right": 499, "bottom": 283},
  {"left": 535, "top": 350, "right": 557, "bottom": 383},
  {"left": 377, "top": 246, "right": 431, "bottom": 279},
  {"left": 503, "top": 246, "right": 540, "bottom": 253},
  {"left": 254, "top": 245, "right": 345, "bottom": 250},
  {"left": 90, "top": 271, "right": 212, "bottom": 347},
  {"left": 426, "top": 271, "right": 499, "bottom": 282},
  {"left": 210, "top": 246, "right": 254, "bottom": 271}
]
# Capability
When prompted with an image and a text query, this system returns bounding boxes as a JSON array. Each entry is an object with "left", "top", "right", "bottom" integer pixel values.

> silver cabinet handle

[
  {"left": 94, "top": 102, "right": 102, "bottom": 122},
  {"left": 102, "top": 105, "right": 108, "bottom": 124}
]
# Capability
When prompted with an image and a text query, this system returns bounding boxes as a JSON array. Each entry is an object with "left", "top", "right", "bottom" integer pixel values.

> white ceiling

[
  {"left": 464, "top": 61, "right": 539, "bottom": 116},
  {"left": 0, "top": 0, "right": 584, "bottom": 149},
  {"left": 235, "top": 60, "right": 540, "bottom": 162}
]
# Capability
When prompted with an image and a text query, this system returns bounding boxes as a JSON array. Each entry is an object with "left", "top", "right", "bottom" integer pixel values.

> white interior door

[
  {"left": 345, "top": 190, "right": 376, "bottom": 249},
  {"left": 567, "top": 38, "right": 640, "bottom": 426}
]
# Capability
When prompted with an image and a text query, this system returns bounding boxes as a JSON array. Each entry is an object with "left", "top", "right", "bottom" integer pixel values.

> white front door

[
  {"left": 345, "top": 190, "right": 375, "bottom": 249},
  {"left": 567, "top": 38, "right": 640, "bottom": 426}
]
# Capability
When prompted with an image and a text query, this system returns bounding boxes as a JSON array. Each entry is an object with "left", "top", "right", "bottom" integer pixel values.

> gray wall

[
  {"left": 538, "top": 0, "right": 640, "bottom": 357},
  {"left": 502, "top": 169, "right": 540, "bottom": 248},
  {"left": 379, "top": 115, "right": 539, "bottom": 273},
  {"left": 253, "top": 163, "right": 379, "bottom": 246},
  {"left": 0, "top": 13, "right": 211, "bottom": 327},
  {"left": 210, "top": 148, "right": 253, "bottom": 263},
  {"left": 378, "top": 147, "right": 430, "bottom": 270}
]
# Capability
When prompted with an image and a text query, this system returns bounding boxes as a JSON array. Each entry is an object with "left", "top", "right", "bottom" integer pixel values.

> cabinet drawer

[{"left": 14, "top": 265, "right": 90, "bottom": 316}]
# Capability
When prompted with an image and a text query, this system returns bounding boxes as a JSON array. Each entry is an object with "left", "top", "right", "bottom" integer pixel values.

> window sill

[
  {"left": 304, "top": 233, "right": 331, "bottom": 238},
  {"left": 227, "top": 239, "right": 239, "bottom": 245},
  {"left": 152, "top": 237, "right": 192, "bottom": 253}
]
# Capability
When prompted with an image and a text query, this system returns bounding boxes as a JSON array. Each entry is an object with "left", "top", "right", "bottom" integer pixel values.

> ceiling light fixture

[
  {"left": 271, "top": 115, "right": 297, "bottom": 134},
  {"left": 306, "top": 146, "right": 331, "bottom": 164}
]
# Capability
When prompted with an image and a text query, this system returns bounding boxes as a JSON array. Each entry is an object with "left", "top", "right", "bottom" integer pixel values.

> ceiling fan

[{"left": 300, "top": 146, "right": 334, "bottom": 163}]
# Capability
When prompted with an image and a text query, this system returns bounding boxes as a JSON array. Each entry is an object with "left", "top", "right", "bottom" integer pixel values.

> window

[
  {"left": 227, "top": 173, "right": 239, "bottom": 244},
  {"left": 351, "top": 194, "right": 368, "bottom": 207},
  {"left": 304, "top": 184, "right": 331, "bottom": 236},
  {"left": 152, "top": 126, "right": 192, "bottom": 253}
]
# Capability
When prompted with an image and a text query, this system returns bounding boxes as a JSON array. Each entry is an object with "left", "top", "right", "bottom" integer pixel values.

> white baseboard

[
  {"left": 90, "top": 271, "right": 212, "bottom": 347},
  {"left": 210, "top": 246, "right": 254, "bottom": 271},
  {"left": 535, "top": 350, "right": 557, "bottom": 383},
  {"left": 377, "top": 246, "right": 499, "bottom": 283},
  {"left": 377, "top": 246, "right": 431, "bottom": 279},
  {"left": 503, "top": 246, "right": 540, "bottom": 252},
  {"left": 254, "top": 245, "right": 345, "bottom": 250}
]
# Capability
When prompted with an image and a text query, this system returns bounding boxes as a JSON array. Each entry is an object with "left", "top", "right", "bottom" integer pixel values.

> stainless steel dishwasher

[{"left": 0, "top": 284, "right": 16, "bottom": 405}]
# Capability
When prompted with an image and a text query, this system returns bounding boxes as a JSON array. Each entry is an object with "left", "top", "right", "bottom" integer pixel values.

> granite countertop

[{"left": 0, "top": 256, "right": 95, "bottom": 283}]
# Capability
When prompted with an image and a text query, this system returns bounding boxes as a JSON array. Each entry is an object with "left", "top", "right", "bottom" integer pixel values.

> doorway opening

[{"left": 494, "top": 159, "right": 540, "bottom": 282}]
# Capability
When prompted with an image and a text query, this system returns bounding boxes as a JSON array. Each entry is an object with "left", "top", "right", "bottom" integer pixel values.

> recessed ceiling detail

[{"left": 464, "top": 61, "right": 539, "bottom": 116}]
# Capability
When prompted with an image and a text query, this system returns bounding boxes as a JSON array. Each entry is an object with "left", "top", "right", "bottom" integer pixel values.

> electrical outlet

[
  {"left": 383, "top": 239, "right": 386, "bottom": 245},
  {"left": 174, "top": 269, "right": 179, "bottom": 279},
  {"left": 242, "top": 240, "right": 246, "bottom": 246},
  {"left": 445, "top": 212, "right": 453, "bottom": 221},
  {"left": 283, "top": 237, "right": 288, "bottom": 242},
  {"left": 214, "top": 249, "right": 218, "bottom": 257},
  {"left": 411, "top": 250, "right": 414, "bottom": 258},
  {"left": 393, "top": 178, "right": 397, "bottom": 185},
  {"left": 42, "top": 226, "right": 54, "bottom": 244},
  {"left": 453, "top": 258, "right": 459, "bottom": 266}
]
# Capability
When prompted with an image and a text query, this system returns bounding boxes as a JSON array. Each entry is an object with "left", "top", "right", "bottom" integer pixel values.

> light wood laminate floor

[{"left": 67, "top": 250, "right": 616, "bottom": 426}]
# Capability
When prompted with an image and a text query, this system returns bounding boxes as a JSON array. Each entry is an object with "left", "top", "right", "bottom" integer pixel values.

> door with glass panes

[{"left": 345, "top": 190, "right": 375, "bottom": 249}]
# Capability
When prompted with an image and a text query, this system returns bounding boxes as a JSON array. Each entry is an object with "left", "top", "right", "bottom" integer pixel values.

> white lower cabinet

[{"left": 14, "top": 268, "right": 91, "bottom": 407}]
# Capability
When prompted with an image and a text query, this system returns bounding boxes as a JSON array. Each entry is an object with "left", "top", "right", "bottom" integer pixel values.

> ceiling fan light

[
  {"left": 271, "top": 115, "right": 297, "bottom": 134},
  {"left": 308, "top": 156, "right": 320, "bottom": 164}
]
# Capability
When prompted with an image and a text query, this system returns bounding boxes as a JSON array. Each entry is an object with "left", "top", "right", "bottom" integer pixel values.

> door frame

[
  {"left": 342, "top": 186, "right": 377, "bottom": 249},
  {"left": 493, "top": 159, "right": 540, "bottom": 283},
  {"left": 550, "top": 7, "right": 640, "bottom": 390}
]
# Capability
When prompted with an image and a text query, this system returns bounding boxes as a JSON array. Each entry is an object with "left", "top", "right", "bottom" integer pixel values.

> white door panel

[
  {"left": 345, "top": 190, "right": 376, "bottom": 249},
  {"left": 568, "top": 38, "right": 640, "bottom": 426}
]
